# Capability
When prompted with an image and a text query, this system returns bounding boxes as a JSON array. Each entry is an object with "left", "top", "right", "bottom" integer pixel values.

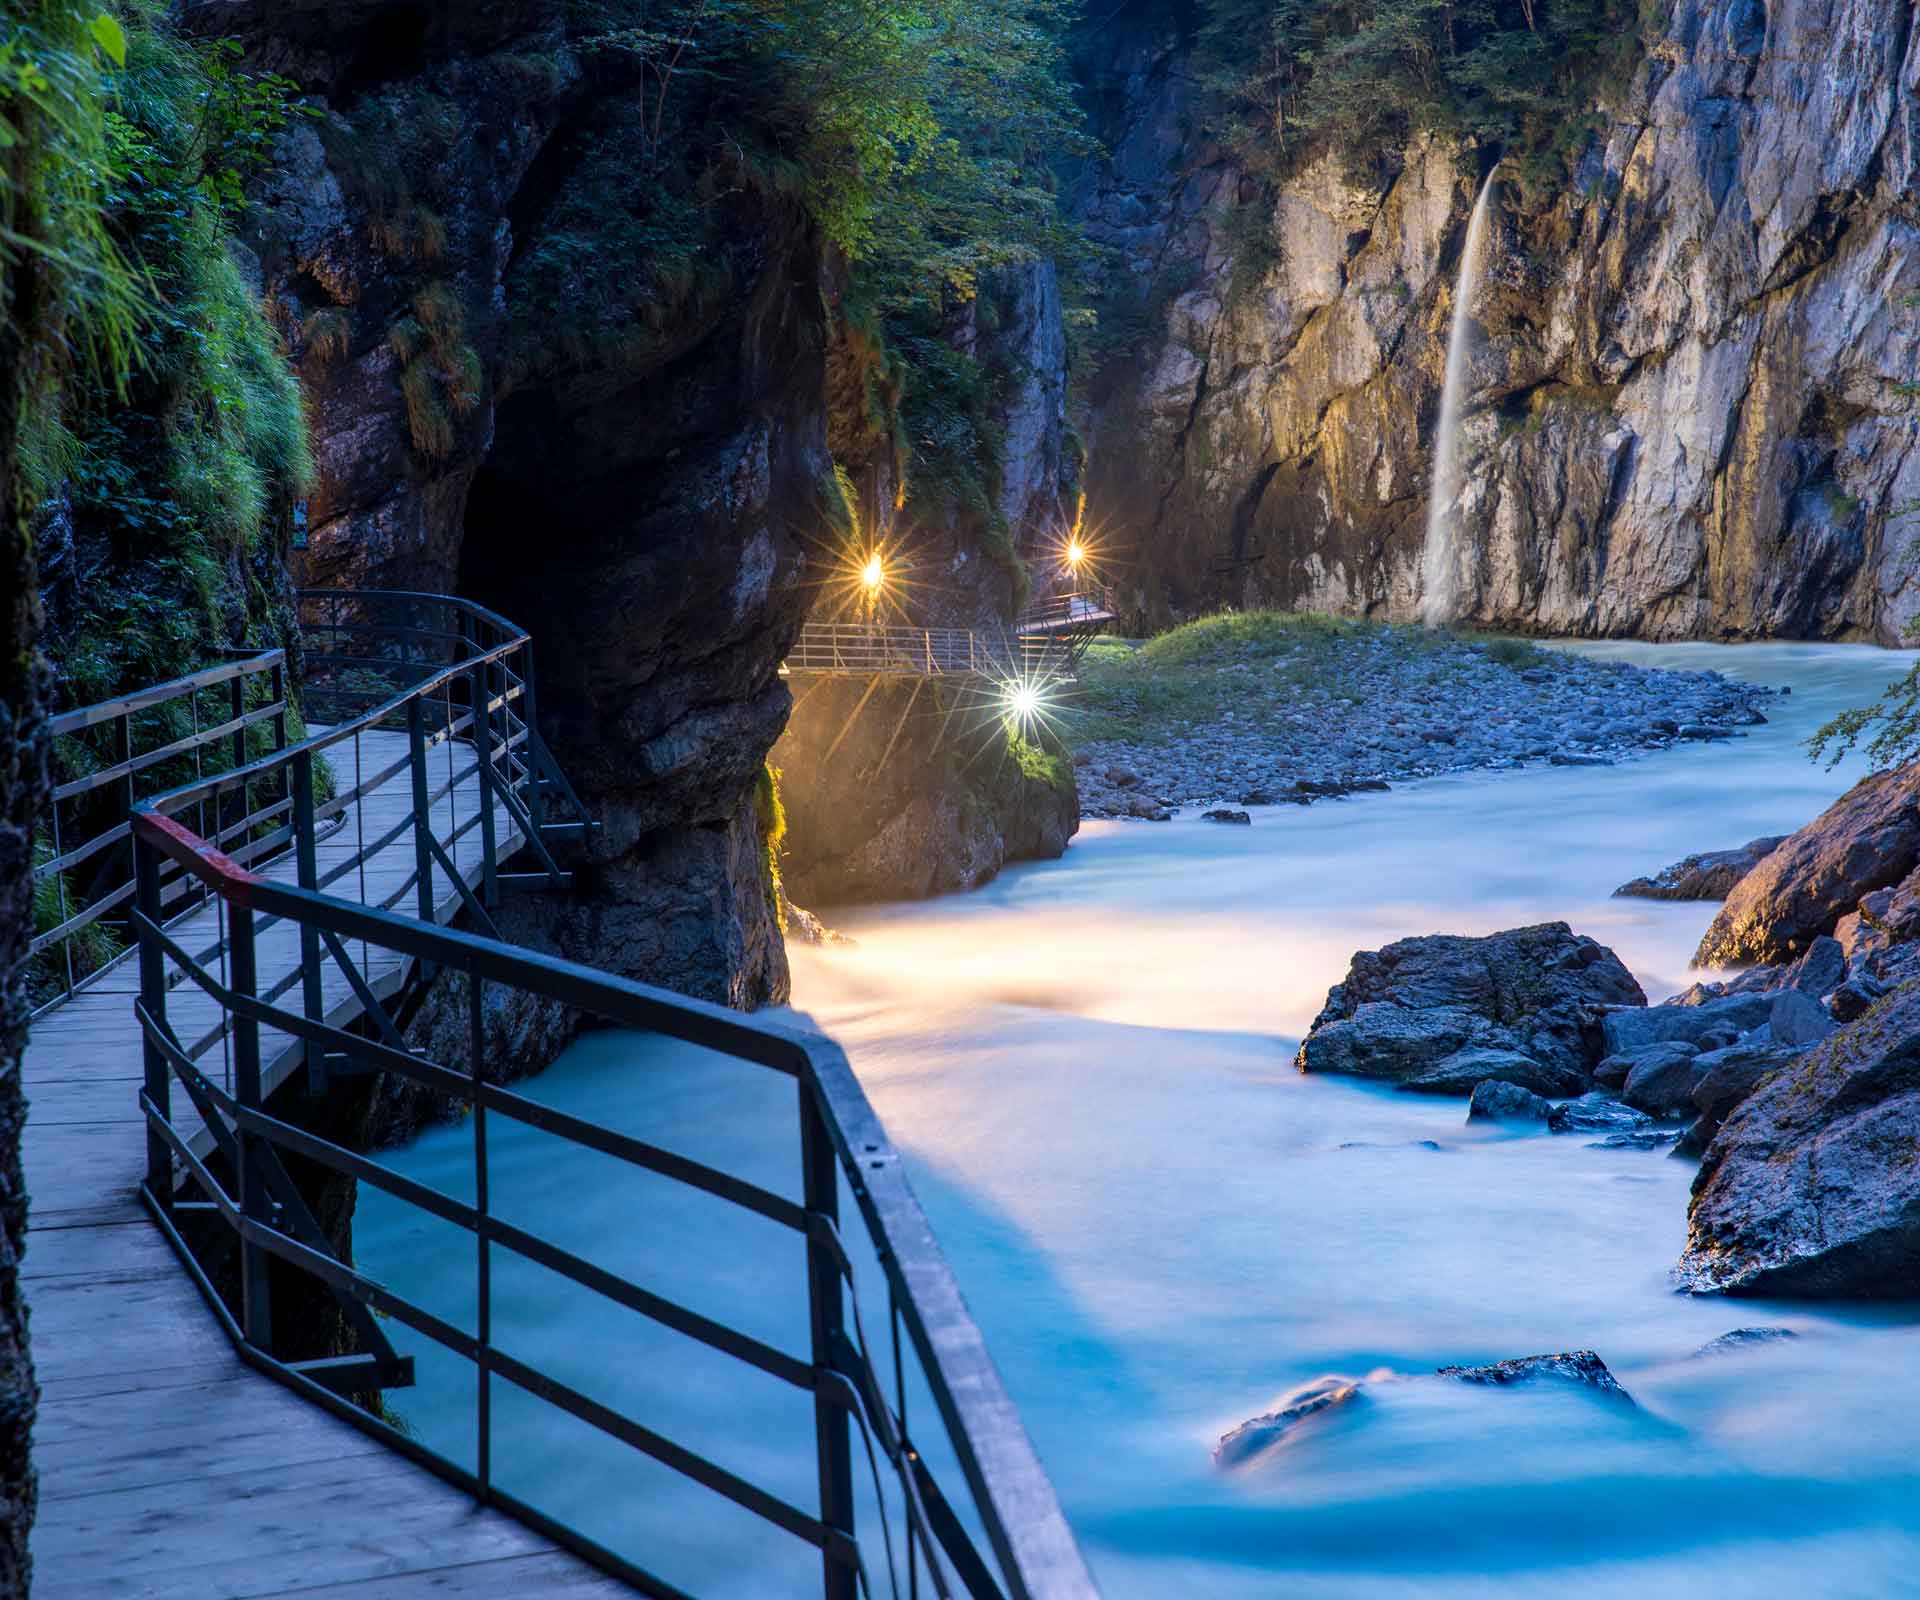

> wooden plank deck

[{"left": 23, "top": 726, "right": 632, "bottom": 1597}]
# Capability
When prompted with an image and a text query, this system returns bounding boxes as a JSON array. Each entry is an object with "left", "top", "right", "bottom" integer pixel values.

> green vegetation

[
  {"left": 1069, "top": 611, "right": 1549, "bottom": 744},
  {"left": 754, "top": 761, "right": 789, "bottom": 931},
  {"left": 1195, "top": 0, "right": 1655, "bottom": 191},
  {"left": 38, "top": 4, "right": 311, "bottom": 708},
  {"left": 1008, "top": 730, "right": 1073, "bottom": 796}
]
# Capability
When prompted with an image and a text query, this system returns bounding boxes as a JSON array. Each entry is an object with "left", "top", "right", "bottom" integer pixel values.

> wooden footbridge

[
  {"left": 23, "top": 590, "right": 1097, "bottom": 1598},
  {"left": 784, "top": 585, "right": 1117, "bottom": 680}
]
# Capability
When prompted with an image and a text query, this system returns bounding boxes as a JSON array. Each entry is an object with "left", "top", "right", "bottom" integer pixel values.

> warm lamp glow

[
  {"left": 1009, "top": 684, "right": 1041, "bottom": 719},
  {"left": 1066, "top": 539, "right": 1087, "bottom": 569},
  {"left": 861, "top": 554, "right": 885, "bottom": 593}
]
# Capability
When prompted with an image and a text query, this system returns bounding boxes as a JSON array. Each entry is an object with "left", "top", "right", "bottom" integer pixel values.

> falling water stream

[
  {"left": 1420, "top": 169, "right": 1501, "bottom": 627},
  {"left": 361, "top": 641, "right": 1920, "bottom": 1597}
]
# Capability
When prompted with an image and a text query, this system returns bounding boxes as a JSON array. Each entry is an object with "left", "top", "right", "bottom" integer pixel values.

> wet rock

[
  {"left": 1593, "top": 1128, "right": 1684, "bottom": 1151},
  {"left": 1548, "top": 1093, "right": 1654, "bottom": 1135},
  {"left": 1214, "top": 1376, "right": 1367, "bottom": 1467},
  {"left": 1690, "top": 1043, "right": 1800, "bottom": 1121},
  {"left": 1783, "top": 936, "right": 1847, "bottom": 998},
  {"left": 1615, "top": 836, "right": 1786, "bottom": 901},
  {"left": 1679, "top": 975, "right": 1920, "bottom": 1298},
  {"left": 1696, "top": 766, "right": 1920, "bottom": 967},
  {"left": 1769, "top": 988, "right": 1836, "bottom": 1048},
  {"left": 1202, "top": 808, "right": 1251, "bottom": 825},
  {"left": 1468, "top": 1080, "right": 1554, "bottom": 1123},
  {"left": 1622, "top": 1050, "right": 1703, "bottom": 1117},
  {"left": 1551, "top": 751, "right": 1609, "bottom": 766},
  {"left": 1829, "top": 972, "right": 1887, "bottom": 1023},
  {"left": 1435, "top": 1350, "right": 1633, "bottom": 1404},
  {"left": 1602, "top": 993, "right": 1773, "bottom": 1055},
  {"left": 1297, "top": 923, "right": 1645, "bottom": 1091},
  {"left": 1691, "top": 1326, "right": 1799, "bottom": 1359},
  {"left": 1402, "top": 1047, "right": 1587, "bottom": 1098},
  {"left": 1595, "top": 1040, "right": 1696, "bottom": 1090}
]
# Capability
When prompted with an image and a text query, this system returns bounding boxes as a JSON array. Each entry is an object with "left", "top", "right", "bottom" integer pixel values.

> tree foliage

[{"left": 1196, "top": 0, "right": 1650, "bottom": 185}]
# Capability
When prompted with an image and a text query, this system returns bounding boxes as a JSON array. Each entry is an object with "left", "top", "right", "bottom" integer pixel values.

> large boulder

[
  {"left": 1695, "top": 766, "right": 1920, "bottom": 967},
  {"left": 1468, "top": 1080, "right": 1555, "bottom": 1122},
  {"left": 1678, "top": 978, "right": 1920, "bottom": 1297},
  {"left": 1615, "top": 836, "right": 1785, "bottom": 902},
  {"left": 1297, "top": 924, "right": 1645, "bottom": 1092}
]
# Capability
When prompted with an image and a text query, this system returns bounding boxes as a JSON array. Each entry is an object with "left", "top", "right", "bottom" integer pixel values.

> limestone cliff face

[
  {"left": 205, "top": 1, "right": 815, "bottom": 1005},
  {"left": 1077, "top": 0, "right": 1920, "bottom": 640}
]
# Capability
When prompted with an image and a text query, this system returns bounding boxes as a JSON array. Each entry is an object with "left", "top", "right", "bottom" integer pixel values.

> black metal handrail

[
  {"left": 128, "top": 803, "right": 1100, "bottom": 1599},
  {"left": 31, "top": 649, "right": 290, "bottom": 1015}
]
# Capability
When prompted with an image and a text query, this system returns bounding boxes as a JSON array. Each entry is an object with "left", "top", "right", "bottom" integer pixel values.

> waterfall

[{"left": 1419, "top": 169, "right": 1500, "bottom": 628}]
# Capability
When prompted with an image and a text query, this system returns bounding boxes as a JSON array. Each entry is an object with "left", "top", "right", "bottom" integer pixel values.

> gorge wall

[{"left": 1073, "top": 0, "right": 1920, "bottom": 641}]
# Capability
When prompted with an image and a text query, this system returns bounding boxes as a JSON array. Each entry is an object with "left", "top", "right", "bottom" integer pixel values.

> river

[{"left": 359, "top": 641, "right": 1920, "bottom": 1598}]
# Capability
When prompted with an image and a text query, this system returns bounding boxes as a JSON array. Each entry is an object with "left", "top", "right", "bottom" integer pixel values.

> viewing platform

[{"left": 784, "top": 585, "right": 1117, "bottom": 682}]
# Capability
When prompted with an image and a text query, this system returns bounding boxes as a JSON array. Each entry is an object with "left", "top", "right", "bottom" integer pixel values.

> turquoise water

[{"left": 359, "top": 642, "right": 1920, "bottom": 1597}]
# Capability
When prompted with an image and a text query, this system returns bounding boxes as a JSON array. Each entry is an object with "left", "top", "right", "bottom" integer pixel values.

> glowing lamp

[
  {"left": 860, "top": 554, "right": 885, "bottom": 594},
  {"left": 1066, "top": 539, "right": 1086, "bottom": 570},
  {"left": 1009, "top": 684, "right": 1041, "bottom": 720}
]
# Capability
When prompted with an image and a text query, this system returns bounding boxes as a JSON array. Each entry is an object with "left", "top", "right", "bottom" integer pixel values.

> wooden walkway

[{"left": 23, "top": 727, "right": 632, "bottom": 1597}]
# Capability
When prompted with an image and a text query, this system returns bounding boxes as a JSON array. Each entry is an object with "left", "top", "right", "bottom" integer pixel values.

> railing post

[
  {"left": 135, "top": 829, "right": 171, "bottom": 1206},
  {"left": 522, "top": 640, "right": 545, "bottom": 838},
  {"left": 471, "top": 663, "right": 498, "bottom": 908},
  {"left": 230, "top": 898, "right": 274, "bottom": 1351},
  {"left": 408, "top": 694, "right": 436, "bottom": 928},
  {"left": 293, "top": 748, "right": 326, "bottom": 1092},
  {"left": 271, "top": 659, "right": 288, "bottom": 752},
  {"left": 801, "top": 1080, "right": 857, "bottom": 1600}
]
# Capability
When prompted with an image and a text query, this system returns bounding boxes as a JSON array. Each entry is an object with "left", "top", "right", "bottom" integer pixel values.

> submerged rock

[
  {"left": 1297, "top": 924, "right": 1644, "bottom": 1092},
  {"left": 1468, "top": 1080, "right": 1554, "bottom": 1123},
  {"left": 1678, "top": 976, "right": 1920, "bottom": 1298},
  {"left": 1691, "top": 1326, "right": 1799, "bottom": 1359},
  {"left": 1202, "top": 808, "right": 1251, "bottom": 825},
  {"left": 1214, "top": 1376, "right": 1368, "bottom": 1467},
  {"left": 1696, "top": 766, "right": 1920, "bottom": 967},
  {"left": 1615, "top": 836, "right": 1785, "bottom": 902},
  {"left": 1435, "top": 1350, "right": 1634, "bottom": 1404}
]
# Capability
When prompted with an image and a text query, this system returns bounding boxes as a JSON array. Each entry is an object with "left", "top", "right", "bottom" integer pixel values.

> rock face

[
  {"left": 1072, "top": 0, "right": 1920, "bottom": 639},
  {"left": 775, "top": 678, "right": 1077, "bottom": 905},
  {"left": 1296, "top": 923, "right": 1646, "bottom": 1092},
  {"left": 1680, "top": 974, "right": 1920, "bottom": 1297},
  {"left": 1615, "top": 836, "right": 1785, "bottom": 902},
  {"left": 1696, "top": 766, "right": 1920, "bottom": 967}
]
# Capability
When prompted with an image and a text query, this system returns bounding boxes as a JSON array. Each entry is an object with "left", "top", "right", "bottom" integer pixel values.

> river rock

[
  {"left": 1402, "top": 1047, "right": 1587, "bottom": 1098},
  {"left": 1435, "top": 1350, "right": 1633, "bottom": 1404},
  {"left": 1594, "top": 1040, "right": 1696, "bottom": 1090},
  {"left": 1622, "top": 1050, "right": 1705, "bottom": 1117},
  {"left": 1614, "top": 836, "right": 1785, "bottom": 902},
  {"left": 1202, "top": 808, "right": 1251, "bottom": 825},
  {"left": 1829, "top": 972, "right": 1887, "bottom": 1023},
  {"left": 1548, "top": 1092, "right": 1654, "bottom": 1136},
  {"left": 1678, "top": 975, "right": 1920, "bottom": 1297},
  {"left": 1601, "top": 992, "right": 1773, "bottom": 1055},
  {"left": 1769, "top": 988, "right": 1836, "bottom": 1048},
  {"left": 1689, "top": 1043, "right": 1801, "bottom": 1122},
  {"left": 1468, "top": 1080, "right": 1554, "bottom": 1123},
  {"left": 1691, "top": 1327, "right": 1798, "bottom": 1359},
  {"left": 1297, "top": 923, "right": 1645, "bottom": 1091},
  {"left": 1781, "top": 936, "right": 1847, "bottom": 998},
  {"left": 1214, "top": 1376, "right": 1367, "bottom": 1467},
  {"left": 1695, "top": 766, "right": 1920, "bottom": 966}
]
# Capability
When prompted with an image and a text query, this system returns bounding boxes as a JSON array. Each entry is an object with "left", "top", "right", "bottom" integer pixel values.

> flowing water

[
  {"left": 1420, "top": 170, "right": 1500, "bottom": 628},
  {"left": 360, "top": 641, "right": 1920, "bottom": 1598}
]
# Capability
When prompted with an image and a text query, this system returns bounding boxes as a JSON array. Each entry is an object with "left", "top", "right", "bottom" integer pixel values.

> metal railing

[
  {"left": 785, "top": 624, "right": 1084, "bottom": 681},
  {"left": 1014, "top": 585, "right": 1117, "bottom": 637},
  {"left": 128, "top": 814, "right": 1098, "bottom": 1600},
  {"left": 31, "top": 650, "right": 291, "bottom": 1015}
]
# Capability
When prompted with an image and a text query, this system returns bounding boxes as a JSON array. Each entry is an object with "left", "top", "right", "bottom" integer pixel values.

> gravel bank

[{"left": 1067, "top": 618, "right": 1776, "bottom": 821}]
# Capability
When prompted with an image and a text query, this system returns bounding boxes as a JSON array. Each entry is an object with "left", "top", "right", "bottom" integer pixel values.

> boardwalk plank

[{"left": 22, "top": 726, "right": 621, "bottom": 1598}]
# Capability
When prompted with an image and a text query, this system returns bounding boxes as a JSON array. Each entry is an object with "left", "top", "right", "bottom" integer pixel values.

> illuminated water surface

[{"left": 361, "top": 641, "right": 1920, "bottom": 1597}]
